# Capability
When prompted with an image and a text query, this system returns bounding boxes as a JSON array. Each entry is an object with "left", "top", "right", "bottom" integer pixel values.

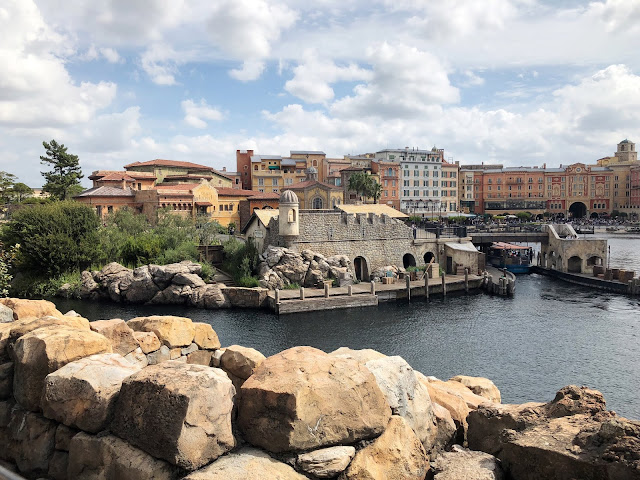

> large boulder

[
  {"left": 237, "top": 346, "right": 391, "bottom": 453},
  {"left": 0, "top": 298, "right": 63, "bottom": 320},
  {"left": 0, "top": 362, "right": 13, "bottom": 400},
  {"left": 220, "top": 345, "right": 265, "bottom": 380},
  {"left": 111, "top": 361, "right": 235, "bottom": 470},
  {"left": 450, "top": 375, "right": 502, "bottom": 403},
  {"left": 124, "top": 265, "right": 160, "bottom": 303},
  {"left": 193, "top": 322, "right": 221, "bottom": 349},
  {"left": 5, "top": 315, "right": 91, "bottom": 353},
  {"left": 340, "top": 415, "right": 429, "bottom": 480},
  {"left": 127, "top": 315, "right": 196, "bottom": 348},
  {"left": 42, "top": 353, "right": 141, "bottom": 433},
  {"left": 90, "top": 318, "right": 139, "bottom": 356},
  {"left": 0, "top": 304, "right": 13, "bottom": 323},
  {"left": 189, "top": 284, "right": 230, "bottom": 309},
  {"left": 184, "top": 447, "right": 307, "bottom": 480},
  {"left": 432, "top": 402, "right": 458, "bottom": 452},
  {"left": 329, "top": 346, "right": 387, "bottom": 364},
  {"left": 433, "top": 445, "right": 504, "bottom": 480},
  {"left": 297, "top": 446, "right": 356, "bottom": 478},
  {"left": 12, "top": 327, "right": 112, "bottom": 411},
  {"left": 133, "top": 331, "right": 161, "bottom": 353},
  {"left": 149, "top": 261, "right": 202, "bottom": 290},
  {"left": 68, "top": 432, "right": 178, "bottom": 480},
  {"left": 365, "top": 356, "right": 437, "bottom": 450}
]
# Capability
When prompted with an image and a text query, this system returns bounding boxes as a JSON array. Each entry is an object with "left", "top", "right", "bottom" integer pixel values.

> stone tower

[
  {"left": 615, "top": 139, "right": 637, "bottom": 163},
  {"left": 279, "top": 190, "right": 299, "bottom": 247}
]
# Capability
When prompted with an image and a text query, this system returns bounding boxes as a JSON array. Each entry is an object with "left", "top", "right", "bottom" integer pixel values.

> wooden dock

[{"left": 267, "top": 273, "right": 484, "bottom": 314}]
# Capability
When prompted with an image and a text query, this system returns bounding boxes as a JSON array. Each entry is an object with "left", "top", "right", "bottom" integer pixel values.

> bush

[
  {"left": 3, "top": 201, "right": 100, "bottom": 278},
  {"left": 0, "top": 241, "right": 19, "bottom": 297},
  {"left": 283, "top": 282, "right": 300, "bottom": 290},
  {"left": 238, "top": 275, "right": 260, "bottom": 287},
  {"left": 199, "top": 262, "right": 216, "bottom": 282},
  {"left": 222, "top": 238, "right": 260, "bottom": 285}
]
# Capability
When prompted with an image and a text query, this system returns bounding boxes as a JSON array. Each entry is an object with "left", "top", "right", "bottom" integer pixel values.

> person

[{"left": 412, "top": 223, "right": 417, "bottom": 239}]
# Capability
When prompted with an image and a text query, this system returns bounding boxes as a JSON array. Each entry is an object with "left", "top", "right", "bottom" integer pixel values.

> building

[
  {"left": 371, "top": 160, "right": 400, "bottom": 209},
  {"left": 288, "top": 168, "right": 343, "bottom": 209},
  {"left": 249, "top": 154, "right": 305, "bottom": 194},
  {"left": 482, "top": 166, "right": 547, "bottom": 217},
  {"left": 124, "top": 159, "right": 233, "bottom": 188},
  {"left": 440, "top": 160, "right": 459, "bottom": 214}
]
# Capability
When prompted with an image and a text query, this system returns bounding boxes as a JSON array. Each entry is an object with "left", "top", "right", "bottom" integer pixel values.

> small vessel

[
  {"left": 626, "top": 226, "right": 640, "bottom": 234},
  {"left": 606, "top": 226, "right": 619, "bottom": 232},
  {"left": 487, "top": 242, "right": 533, "bottom": 273}
]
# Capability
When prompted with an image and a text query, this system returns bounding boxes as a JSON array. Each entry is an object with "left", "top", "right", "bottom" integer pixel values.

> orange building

[{"left": 371, "top": 160, "right": 400, "bottom": 209}]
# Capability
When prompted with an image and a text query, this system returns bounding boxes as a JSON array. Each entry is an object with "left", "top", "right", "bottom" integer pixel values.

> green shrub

[
  {"left": 222, "top": 238, "right": 260, "bottom": 285},
  {"left": 13, "top": 270, "right": 82, "bottom": 298},
  {"left": 0, "top": 241, "right": 19, "bottom": 297},
  {"left": 238, "top": 275, "right": 260, "bottom": 287},
  {"left": 283, "top": 282, "right": 300, "bottom": 290},
  {"left": 199, "top": 262, "right": 216, "bottom": 282}
]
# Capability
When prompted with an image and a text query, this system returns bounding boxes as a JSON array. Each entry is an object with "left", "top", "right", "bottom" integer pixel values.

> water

[{"left": 52, "top": 234, "right": 640, "bottom": 419}]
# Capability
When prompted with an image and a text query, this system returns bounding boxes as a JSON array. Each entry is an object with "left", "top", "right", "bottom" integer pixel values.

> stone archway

[
  {"left": 587, "top": 256, "right": 602, "bottom": 267},
  {"left": 590, "top": 211, "right": 599, "bottom": 219},
  {"left": 403, "top": 253, "right": 416, "bottom": 269},
  {"left": 354, "top": 256, "right": 369, "bottom": 281},
  {"left": 312, "top": 197, "right": 324, "bottom": 209},
  {"left": 569, "top": 202, "right": 587, "bottom": 218},
  {"left": 568, "top": 255, "right": 582, "bottom": 273},
  {"left": 423, "top": 252, "right": 435, "bottom": 264}
]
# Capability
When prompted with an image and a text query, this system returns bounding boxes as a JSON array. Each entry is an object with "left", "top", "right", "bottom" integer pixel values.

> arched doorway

[
  {"left": 568, "top": 256, "right": 582, "bottom": 273},
  {"left": 590, "top": 212, "right": 598, "bottom": 219},
  {"left": 587, "top": 256, "right": 602, "bottom": 267},
  {"left": 569, "top": 202, "right": 587, "bottom": 218},
  {"left": 354, "top": 256, "right": 369, "bottom": 281},
  {"left": 403, "top": 253, "right": 416, "bottom": 269},
  {"left": 312, "top": 197, "right": 323, "bottom": 209},
  {"left": 423, "top": 252, "right": 435, "bottom": 264}
]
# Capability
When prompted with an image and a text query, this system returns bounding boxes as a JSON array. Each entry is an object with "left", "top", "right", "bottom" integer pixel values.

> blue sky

[{"left": 1, "top": 0, "right": 640, "bottom": 187}]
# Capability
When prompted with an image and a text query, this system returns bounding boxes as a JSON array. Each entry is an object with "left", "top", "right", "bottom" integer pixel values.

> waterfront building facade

[
  {"left": 371, "top": 160, "right": 401, "bottom": 209},
  {"left": 440, "top": 160, "right": 459, "bottom": 214}
]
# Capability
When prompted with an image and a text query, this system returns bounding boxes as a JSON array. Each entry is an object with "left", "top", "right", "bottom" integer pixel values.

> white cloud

[
  {"left": 181, "top": 99, "right": 224, "bottom": 128},
  {"left": 140, "top": 44, "right": 181, "bottom": 85},
  {"left": 459, "top": 70, "right": 485, "bottom": 87},
  {"left": 100, "top": 47, "right": 122, "bottom": 63},
  {"left": 585, "top": 0, "right": 640, "bottom": 33},
  {"left": 229, "top": 60, "right": 266, "bottom": 82},
  {"left": 284, "top": 51, "right": 373, "bottom": 104}
]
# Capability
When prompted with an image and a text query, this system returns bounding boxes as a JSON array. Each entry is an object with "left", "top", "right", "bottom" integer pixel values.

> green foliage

[
  {"left": 408, "top": 215, "right": 422, "bottom": 223},
  {"left": 40, "top": 139, "right": 83, "bottom": 201},
  {"left": 198, "top": 262, "right": 216, "bottom": 282},
  {"left": 348, "top": 171, "right": 379, "bottom": 202},
  {"left": 0, "top": 242, "right": 19, "bottom": 297},
  {"left": 543, "top": 211, "right": 551, "bottom": 218},
  {"left": 4, "top": 201, "right": 100, "bottom": 278},
  {"left": 238, "top": 275, "right": 260, "bottom": 287},
  {"left": 406, "top": 266, "right": 419, "bottom": 272},
  {"left": 283, "top": 282, "right": 300, "bottom": 290},
  {"left": 10, "top": 183, "right": 33, "bottom": 203},
  {"left": 195, "top": 215, "right": 224, "bottom": 244},
  {"left": 515, "top": 212, "right": 532, "bottom": 220},
  {"left": 222, "top": 238, "right": 260, "bottom": 284},
  {"left": 447, "top": 216, "right": 467, "bottom": 223},
  {"left": 0, "top": 171, "right": 17, "bottom": 203}
]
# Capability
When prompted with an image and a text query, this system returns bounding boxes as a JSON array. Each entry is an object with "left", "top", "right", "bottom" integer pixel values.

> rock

[
  {"left": 434, "top": 445, "right": 504, "bottom": 480},
  {"left": 419, "top": 374, "right": 471, "bottom": 433},
  {"left": 68, "top": 432, "right": 178, "bottom": 480},
  {"left": 0, "top": 304, "right": 13, "bottom": 323},
  {"left": 263, "top": 245, "right": 285, "bottom": 267},
  {"left": 189, "top": 284, "right": 230, "bottom": 309},
  {"left": 5, "top": 314, "right": 91, "bottom": 352},
  {"left": 211, "top": 348, "right": 224, "bottom": 367},
  {"left": 237, "top": 346, "right": 391, "bottom": 453},
  {"left": 90, "top": 318, "right": 138, "bottom": 356},
  {"left": 5, "top": 406, "right": 57, "bottom": 476},
  {"left": 184, "top": 447, "right": 307, "bottom": 480},
  {"left": 111, "top": 361, "right": 236, "bottom": 470},
  {"left": 193, "top": 323, "right": 221, "bottom": 349},
  {"left": 0, "top": 298, "right": 63, "bottom": 320},
  {"left": 329, "top": 346, "right": 387, "bottom": 364},
  {"left": 365, "top": 356, "right": 436, "bottom": 450},
  {"left": 48, "top": 450, "right": 68, "bottom": 480},
  {"left": 147, "top": 345, "right": 171, "bottom": 365},
  {"left": 170, "top": 347, "right": 182, "bottom": 359},
  {"left": 42, "top": 353, "right": 141, "bottom": 433},
  {"left": 543, "top": 384, "right": 607, "bottom": 418},
  {"left": 340, "top": 416, "right": 429, "bottom": 480},
  {"left": 125, "top": 347, "right": 149, "bottom": 368},
  {"left": 450, "top": 375, "right": 502, "bottom": 403},
  {"left": 12, "top": 327, "right": 112, "bottom": 411},
  {"left": 127, "top": 315, "right": 195, "bottom": 348},
  {"left": 432, "top": 402, "right": 457, "bottom": 452},
  {"left": 55, "top": 424, "right": 78, "bottom": 451},
  {"left": 149, "top": 261, "right": 202, "bottom": 290},
  {"left": 220, "top": 345, "right": 265, "bottom": 380},
  {"left": 123, "top": 265, "right": 160, "bottom": 303},
  {"left": 297, "top": 446, "right": 356, "bottom": 478},
  {"left": 0, "top": 362, "right": 13, "bottom": 399},
  {"left": 133, "top": 330, "right": 162, "bottom": 353},
  {"left": 187, "top": 350, "right": 213, "bottom": 366},
  {"left": 94, "top": 262, "right": 131, "bottom": 286},
  {"left": 428, "top": 377, "right": 491, "bottom": 409},
  {"left": 79, "top": 270, "right": 100, "bottom": 299},
  {"left": 173, "top": 272, "right": 206, "bottom": 287},
  {"left": 106, "top": 269, "right": 134, "bottom": 302},
  {"left": 64, "top": 310, "right": 82, "bottom": 317},
  {"left": 149, "top": 284, "right": 191, "bottom": 305},
  {"left": 182, "top": 342, "right": 198, "bottom": 356}
]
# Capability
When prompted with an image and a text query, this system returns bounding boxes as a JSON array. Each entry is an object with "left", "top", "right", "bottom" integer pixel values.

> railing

[
  {"left": 420, "top": 225, "right": 468, "bottom": 239},
  {"left": 470, "top": 224, "right": 543, "bottom": 233}
]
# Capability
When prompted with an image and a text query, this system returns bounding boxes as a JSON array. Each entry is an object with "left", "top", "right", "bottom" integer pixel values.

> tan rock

[
  {"left": 427, "top": 377, "right": 490, "bottom": 409},
  {"left": 6, "top": 315, "right": 90, "bottom": 349},
  {"left": 0, "top": 298, "right": 63, "bottom": 321},
  {"left": 127, "top": 315, "right": 195, "bottom": 348},
  {"left": 365, "top": 356, "right": 436, "bottom": 450},
  {"left": 237, "top": 346, "right": 391, "bottom": 453},
  {"left": 193, "top": 322, "right": 221, "bottom": 349},
  {"left": 170, "top": 347, "right": 182, "bottom": 360},
  {"left": 220, "top": 344, "right": 265, "bottom": 380},
  {"left": 417, "top": 373, "right": 470, "bottom": 431},
  {"left": 12, "top": 326, "right": 112, "bottom": 411},
  {"left": 111, "top": 361, "right": 235, "bottom": 470},
  {"left": 184, "top": 447, "right": 307, "bottom": 480},
  {"left": 432, "top": 402, "right": 457, "bottom": 452},
  {"left": 340, "top": 416, "right": 429, "bottom": 480},
  {"left": 329, "top": 346, "right": 387, "bottom": 364},
  {"left": 90, "top": 318, "right": 138, "bottom": 356},
  {"left": 187, "top": 350, "right": 214, "bottom": 366},
  {"left": 42, "top": 353, "right": 141, "bottom": 433},
  {"left": 124, "top": 348, "right": 149, "bottom": 369},
  {"left": 133, "top": 330, "right": 161, "bottom": 353},
  {"left": 68, "top": 432, "right": 177, "bottom": 480},
  {"left": 434, "top": 445, "right": 504, "bottom": 480},
  {"left": 297, "top": 446, "right": 356, "bottom": 478},
  {"left": 449, "top": 375, "right": 502, "bottom": 403}
]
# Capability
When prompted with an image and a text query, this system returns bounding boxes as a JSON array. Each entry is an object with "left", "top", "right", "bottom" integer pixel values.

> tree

[
  {"left": 10, "top": 183, "right": 33, "bottom": 203},
  {"left": 40, "top": 140, "right": 84, "bottom": 200},
  {"left": 370, "top": 182, "right": 382, "bottom": 204},
  {"left": 348, "top": 171, "right": 378, "bottom": 202},
  {"left": 0, "top": 171, "right": 17, "bottom": 203}
]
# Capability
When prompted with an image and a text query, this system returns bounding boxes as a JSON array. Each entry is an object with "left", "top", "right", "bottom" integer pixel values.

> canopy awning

[
  {"left": 491, "top": 242, "right": 531, "bottom": 250},
  {"left": 195, "top": 201, "right": 212, "bottom": 206}
]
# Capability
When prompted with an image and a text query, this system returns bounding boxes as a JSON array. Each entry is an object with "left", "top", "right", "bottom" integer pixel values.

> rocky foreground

[{"left": 0, "top": 298, "right": 638, "bottom": 480}]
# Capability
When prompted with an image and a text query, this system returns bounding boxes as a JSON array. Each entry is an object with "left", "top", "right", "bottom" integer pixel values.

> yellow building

[
  {"left": 288, "top": 168, "right": 343, "bottom": 209},
  {"left": 441, "top": 160, "right": 460, "bottom": 213},
  {"left": 124, "top": 159, "right": 233, "bottom": 188}
]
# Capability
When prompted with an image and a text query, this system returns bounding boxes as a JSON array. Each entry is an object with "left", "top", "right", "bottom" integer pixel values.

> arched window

[
  {"left": 388, "top": 168, "right": 393, "bottom": 176},
  {"left": 312, "top": 197, "right": 323, "bottom": 209},
  {"left": 312, "top": 159, "right": 318, "bottom": 167}
]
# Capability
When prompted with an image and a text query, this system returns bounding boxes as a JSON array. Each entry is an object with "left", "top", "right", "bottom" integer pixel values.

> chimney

[
  {"left": 222, "top": 167, "right": 226, "bottom": 171},
  {"left": 543, "top": 163, "right": 546, "bottom": 169}
]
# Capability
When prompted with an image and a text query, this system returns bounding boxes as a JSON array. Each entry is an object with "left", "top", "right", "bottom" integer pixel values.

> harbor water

[{"left": 52, "top": 234, "right": 640, "bottom": 419}]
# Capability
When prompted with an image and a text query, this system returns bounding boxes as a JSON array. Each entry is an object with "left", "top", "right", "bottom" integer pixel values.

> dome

[
  {"left": 305, "top": 166, "right": 318, "bottom": 174},
  {"left": 280, "top": 190, "right": 299, "bottom": 204},
  {"left": 620, "top": 139, "right": 630, "bottom": 144}
]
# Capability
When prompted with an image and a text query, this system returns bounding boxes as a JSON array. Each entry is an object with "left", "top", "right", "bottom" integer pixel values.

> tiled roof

[
  {"left": 247, "top": 191, "right": 280, "bottom": 200},
  {"left": 155, "top": 183, "right": 199, "bottom": 191},
  {"left": 288, "top": 180, "right": 341, "bottom": 190},
  {"left": 124, "top": 159, "right": 214, "bottom": 171},
  {"left": 75, "top": 187, "right": 136, "bottom": 198},
  {"left": 100, "top": 173, "right": 136, "bottom": 181},
  {"left": 290, "top": 150, "right": 325, "bottom": 155},
  {"left": 215, "top": 187, "right": 257, "bottom": 196}
]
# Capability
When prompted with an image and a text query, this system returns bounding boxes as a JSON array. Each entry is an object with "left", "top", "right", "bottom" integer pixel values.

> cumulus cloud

[
  {"left": 140, "top": 44, "right": 181, "bottom": 85},
  {"left": 229, "top": 60, "right": 266, "bottom": 82},
  {"left": 181, "top": 99, "right": 224, "bottom": 128},
  {"left": 585, "top": 0, "right": 640, "bottom": 33}
]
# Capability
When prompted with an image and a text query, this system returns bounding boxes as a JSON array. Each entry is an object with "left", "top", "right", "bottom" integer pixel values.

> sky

[{"left": 2, "top": 0, "right": 640, "bottom": 188}]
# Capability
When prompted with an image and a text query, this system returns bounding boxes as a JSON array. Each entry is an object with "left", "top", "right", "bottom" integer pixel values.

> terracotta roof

[
  {"left": 246, "top": 192, "right": 280, "bottom": 200},
  {"left": 100, "top": 173, "right": 136, "bottom": 181},
  {"left": 288, "top": 180, "right": 341, "bottom": 190},
  {"left": 215, "top": 187, "right": 257, "bottom": 197},
  {"left": 124, "top": 159, "right": 215, "bottom": 171},
  {"left": 90, "top": 170, "right": 157, "bottom": 180},
  {"left": 74, "top": 187, "right": 136, "bottom": 198},
  {"left": 155, "top": 183, "right": 199, "bottom": 191}
]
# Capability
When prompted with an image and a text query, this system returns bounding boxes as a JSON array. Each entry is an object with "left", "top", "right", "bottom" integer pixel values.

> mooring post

[
  {"left": 299, "top": 287, "right": 305, "bottom": 300},
  {"left": 370, "top": 280, "right": 375, "bottom": 295},
  {"left": 424, "top": 274, "right": 429, "bottom": 302},
  {"left": 441, "top": 272, "right": 446, "bottom": 297},
  {"left": 324, "top": 283, "right": 330, "bottom": 298},
  {"left": 274, "top": 289, "right": 280, "bottom": 304},
  {"left": 348, "top": 285, "right": 353, "bottom": 296},
  {"left": 406, "top": 275, "right": 411, "bottom": 303},
  {"left": 464, "top": 268, "right": 469, "bottom": 293}
]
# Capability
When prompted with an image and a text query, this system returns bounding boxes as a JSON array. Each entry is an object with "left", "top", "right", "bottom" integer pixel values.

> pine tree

[{"left": 40, "top": 140, "right": 84, "bottom": 200}]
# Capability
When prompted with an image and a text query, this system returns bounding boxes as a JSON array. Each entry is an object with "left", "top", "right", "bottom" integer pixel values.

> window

[
  {"left": 258, "top": 178, "right": 264, "bottom": 186},
  {"left": 272, "top": 178, "right": 278, "bottom": 186},
  {"left": 414, "top": 180, "right": 419, "bottom": 187},
  {"left": 107, "top": 206, "right": 113, "bottom": 213},
  {"left": 392, "top": 180, "right": 396, "bottom": 187},
  {"left": 254, "top": 165, "right": 258, "bottom": 171},
  {"left": 312, "top": 197, "right": 323, "bottom": 209},
  {"left": 404, "top": 180, "right": 409, "bottom": 186},
  {"left": 229, "top": 204, "right": 234, "bottom": 211},
  {"left": 387, "top": 168, "right": 393, "bottom": 176}
]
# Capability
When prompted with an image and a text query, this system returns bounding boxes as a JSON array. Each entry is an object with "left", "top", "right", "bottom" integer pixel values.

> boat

[
  {"left": 606, "top": 227, "right": 619, "bottom": 232},
  {"left": 626, "top": 226, "right": 640, "bottom": 234},
  {"left": 487, "top": 242, "right": 533, "bottom": 274}
]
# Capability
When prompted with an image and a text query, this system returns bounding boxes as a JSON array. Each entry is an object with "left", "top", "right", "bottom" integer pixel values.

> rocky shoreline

[{"left": 0, "top": 298, "right": 639, "bottom": 479}]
